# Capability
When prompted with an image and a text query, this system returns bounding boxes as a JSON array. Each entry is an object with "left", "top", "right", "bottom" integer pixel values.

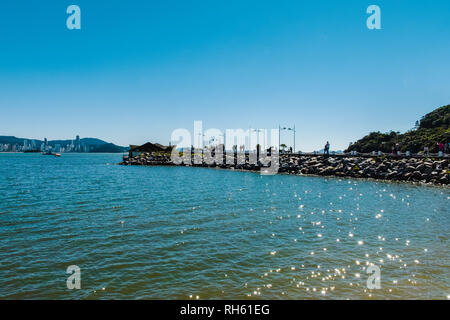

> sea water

[{"left": 0, "top": 153, "right": 448, "bottom": 299}]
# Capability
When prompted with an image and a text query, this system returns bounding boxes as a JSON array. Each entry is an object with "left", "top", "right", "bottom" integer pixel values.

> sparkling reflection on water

[{"left": 0, "top": 153, "right": 449, "bottom": 299}]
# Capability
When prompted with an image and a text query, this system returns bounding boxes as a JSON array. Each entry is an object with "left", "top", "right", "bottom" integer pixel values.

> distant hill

[
  {"left": 89, "top": 143, "right": 127, "bottom": 153},
  {"left": 346, "top": 105, "right": 450, "bottom": 153},
  {"left": 0, "top": 136, "right": 29, "bottom": 145},
  {"left": 0, "top": 136, "right": 128, "bottom": 153}
]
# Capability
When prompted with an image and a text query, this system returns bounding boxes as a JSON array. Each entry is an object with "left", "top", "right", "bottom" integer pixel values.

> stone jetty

[{"left": 120, "top": 152, "right": 449, "bottom": 186}]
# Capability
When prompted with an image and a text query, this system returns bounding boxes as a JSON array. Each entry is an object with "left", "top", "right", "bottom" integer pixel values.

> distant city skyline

[
  {"left": 1, "top": 1, "right": 449, "bottom": 151},
  {"left": 0, "top": 134, "right": 89, "bottom": 153},
  {"left": 0, "top": 134, "right": 132, "bottom": 153}
]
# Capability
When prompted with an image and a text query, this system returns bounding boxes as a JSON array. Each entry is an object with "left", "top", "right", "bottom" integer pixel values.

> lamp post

[
  {"left": 252, "top": 128, "right": 264, "bottom": 149},
  {"left": 197, "top": 132, "right": 204, "bottom": 148},
  {"left": 219, "top": 133, "right": 226, "bottom": 164},
  {"left": 291, "top": 125, "right": 296, "bottom": 153},
  {"left": 278, "top": 125, "right": 281, "bottom": 154},
  {"left": 279, "top": 125, "right": 296, "bottom": 154},
  {"left": 252, "top": 128, "right": 265, "bottom": 160},
  {"left": 197, "top": 132, "right": 206, "bottom": 163}
]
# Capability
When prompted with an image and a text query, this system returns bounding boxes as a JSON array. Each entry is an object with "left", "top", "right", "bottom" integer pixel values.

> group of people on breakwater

[
  {"left": 391, "top": 141, "right": 449, "bottom": 156},
  {"left": 120, "top": 146, "right": 449, "bottom": 185}
]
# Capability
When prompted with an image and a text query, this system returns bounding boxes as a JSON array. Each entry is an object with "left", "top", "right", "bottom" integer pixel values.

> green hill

[{"left": 346, "top": 105, "right": 450, "bottom": 153}]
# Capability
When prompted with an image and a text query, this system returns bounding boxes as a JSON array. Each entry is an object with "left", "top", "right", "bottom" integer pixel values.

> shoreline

[{"left": 120, "top": 153, "right": 449, "bottom": 187}]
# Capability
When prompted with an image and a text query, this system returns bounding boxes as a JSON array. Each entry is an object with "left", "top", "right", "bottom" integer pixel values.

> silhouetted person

[{"left": 324, "top": 141, "right": 330, "bottom": 156}]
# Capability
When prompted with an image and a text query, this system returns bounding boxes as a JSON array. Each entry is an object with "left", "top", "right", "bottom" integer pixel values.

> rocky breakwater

[
  {"left": 120, "top": 153, "right": 174, "bottom": 166},
  {"left": 279, "top": 155, "right": 449, "bottom": 185},
  {"left": 121, "top": 152, "right": 449, "bottom": 185}
]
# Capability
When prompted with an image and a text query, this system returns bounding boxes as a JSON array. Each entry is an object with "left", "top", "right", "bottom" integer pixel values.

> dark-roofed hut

[{"left": 128, "top": 142, "right": 173, "bottom": 158}]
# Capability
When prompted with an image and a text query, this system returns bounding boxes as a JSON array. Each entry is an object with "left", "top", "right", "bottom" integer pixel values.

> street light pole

[
  {"left": 249, "top": 126, "right": 251, "bottom": 152},
  {"left": 253, "top": 128, "right": 263, "bottom": 148},
  {"left": 293, "top": 124, "right": 296, "bottom": 153},
  {"left": 279, "top": 125, "right": 296, "bottom": 154},
  {"left": 219, "top": 133, "right": 225, "bottom": 150},
  {"left": 278, "top": 124, "right": 281, "bottom": 154}
]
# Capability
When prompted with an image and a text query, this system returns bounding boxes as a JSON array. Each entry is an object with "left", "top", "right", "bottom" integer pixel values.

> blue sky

[{"left": 0, "top": 0, "right": 449, "bottom": 151}]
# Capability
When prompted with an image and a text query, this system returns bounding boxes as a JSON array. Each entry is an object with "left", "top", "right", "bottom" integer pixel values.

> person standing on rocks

[{"left": 324, "top": 141, "right": 330, "bottom": 156}]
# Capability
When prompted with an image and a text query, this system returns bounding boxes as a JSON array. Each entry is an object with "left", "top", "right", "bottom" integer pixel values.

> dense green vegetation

[
  {"left": 346, "top": 105, "right": 450, "bottom": 153},
  {"left": 89, "top": 143, "right": 127, "bottom": 153}
]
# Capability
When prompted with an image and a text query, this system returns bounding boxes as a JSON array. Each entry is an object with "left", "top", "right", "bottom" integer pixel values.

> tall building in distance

[{"left": 75, "top": 135, "right": 80, "bottom": 152}]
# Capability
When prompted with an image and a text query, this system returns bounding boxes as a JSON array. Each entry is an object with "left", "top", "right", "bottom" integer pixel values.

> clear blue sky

[{"left": 1, "top": 0, "right": 449, "bottom": 151}]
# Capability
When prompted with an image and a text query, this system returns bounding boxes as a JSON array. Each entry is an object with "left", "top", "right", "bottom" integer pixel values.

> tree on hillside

[{"left": 346, "top": 105, "right": 449, "bottom": 153}]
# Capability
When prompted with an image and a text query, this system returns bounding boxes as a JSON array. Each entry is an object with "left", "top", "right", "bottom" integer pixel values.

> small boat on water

[{"left": 42, "top": 151, "right": 61, "bottom": 157}]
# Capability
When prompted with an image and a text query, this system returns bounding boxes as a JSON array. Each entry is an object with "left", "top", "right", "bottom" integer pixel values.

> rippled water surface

[{"left": 0, "top": 153, "right": 449, "bottom": 299}]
